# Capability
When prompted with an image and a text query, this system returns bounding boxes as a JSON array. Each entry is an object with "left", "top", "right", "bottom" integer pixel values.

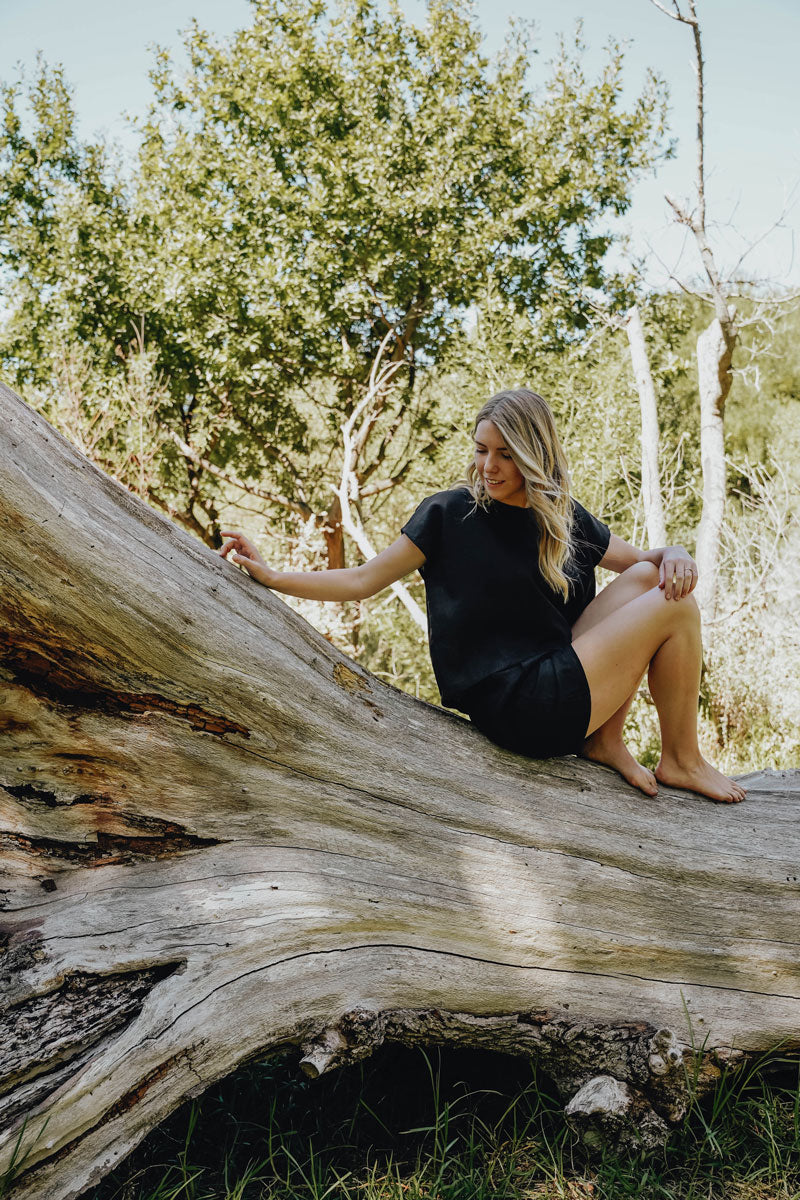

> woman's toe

[{"left": 639, "top": 769, "right": 658, "bottom": 796}]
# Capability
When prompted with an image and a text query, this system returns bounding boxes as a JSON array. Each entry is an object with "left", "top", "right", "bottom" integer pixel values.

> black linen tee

[{"left": 400, "top": 486, "right": 611, "bottom": 709}]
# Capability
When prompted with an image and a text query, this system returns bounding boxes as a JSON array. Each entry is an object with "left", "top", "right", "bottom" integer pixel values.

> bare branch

[
  {"left": 360, "top": 397, "right": 412, "bottom": 482},
  {"left": 335, "top": 334, "right": 426, "bottom": 632},
  {"left": 350, "top": 355, "right": 407, "bottom": 463},
  {"left": 665, "top": 193, "right": 696, "bottom": 229},
  {"left": 336, "top": 476, "right": 427, "bottom": 632},
  {"left": 647, "top": 0, "right": 692, "bottom": 23},
  {"left": 733, "top": 291, "right": 800, "bottom": 321},
  {"left": 360, "top": 478, "right": 402, "bottom": 498},
  {"left": 686, "top": 0, "right": 707, "bottom": 234},
  {"left": 724, "top": 181, "right": 800, "bottom": 283}
]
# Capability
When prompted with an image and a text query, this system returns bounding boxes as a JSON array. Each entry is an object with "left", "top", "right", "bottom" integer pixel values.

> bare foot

[
  {"left": 655, "top": 755, "right": 746, "bottom": 804},
  {"left": 580, "top": 733, "right": 658, "bottom": 796}
]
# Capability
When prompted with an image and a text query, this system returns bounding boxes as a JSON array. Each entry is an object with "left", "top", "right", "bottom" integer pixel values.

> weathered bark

[
  {"left": 625, "top": 305, "right": 667, "bottom": 549},
  {"left": 0, "top": 380, "right": 798, "bottom": 1199}
]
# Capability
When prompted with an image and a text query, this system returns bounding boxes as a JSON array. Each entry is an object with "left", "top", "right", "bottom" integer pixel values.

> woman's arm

[
  {"left": 598, "top": 533, "right": 698, "bottom": 600},
  {"left": 218, "top": 531, "right": 426, "bottom": 601}
]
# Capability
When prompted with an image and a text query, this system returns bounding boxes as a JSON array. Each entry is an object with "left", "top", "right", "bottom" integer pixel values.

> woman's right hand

[{"left": 218, "top": 530, "right": 273, "bottom": 584}]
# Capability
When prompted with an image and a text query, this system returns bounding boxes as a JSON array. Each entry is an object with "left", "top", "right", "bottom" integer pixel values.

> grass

[
  {"left": 85, "top": 1044, "right": 800, "bottom": 1200},
  {"left": 0, "top": 1113, "right": 52, "bottom": 1200}
]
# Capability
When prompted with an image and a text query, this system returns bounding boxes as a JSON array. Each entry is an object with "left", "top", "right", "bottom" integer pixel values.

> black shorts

[{"left": 455, "top": 645, "right": 592, "bottom": 759}]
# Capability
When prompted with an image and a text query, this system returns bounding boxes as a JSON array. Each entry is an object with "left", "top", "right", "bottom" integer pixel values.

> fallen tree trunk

[{"left": 0, "top": 380, "right": 798, "bottom": 1198}]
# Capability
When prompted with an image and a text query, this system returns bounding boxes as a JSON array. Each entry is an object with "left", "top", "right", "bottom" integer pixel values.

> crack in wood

[
  {"left": 187, "top": 943, "right": 800, "bottom": 1021},
  {"left": 332, "top": 662, "right": 384, "bottom": 718},
  {"left": 4, "top": 785, "right": 100, "bottom": 808},
  {"left": 0, "top": 964, "right": 183, "bottom": 1110},
  {"left": 105, "top": 1050, "right": 193, "bottom": 1122},
  {"left": 5, "top": 1048, "right": 193, "bottom": 1189},
  {"left": 0, "top": 826, "right": 222, "bottom": 868},
  {"left": 0, "top": 636, "right": 250, "bottom": 738}
]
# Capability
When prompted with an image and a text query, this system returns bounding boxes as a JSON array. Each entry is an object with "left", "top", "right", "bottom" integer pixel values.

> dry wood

[
  {"left": 0, "top": 381, "right": 798, "bottom": 1199},
  {"left": 624, "top": 305, "right": 667, "bottom": 549},
  {"left": 650, "top": 0, "right": 739, "bottom": 621},
  {"left": 693, "top": 315, "right": 735, "bottom": 618}
]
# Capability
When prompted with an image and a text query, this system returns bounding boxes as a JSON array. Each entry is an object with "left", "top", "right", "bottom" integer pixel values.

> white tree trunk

[
  {"left": 625, "top": 305, "right": 667, "bottom": 548},
  {"left": 0, "top": 381, "right": 796, "bottom": 1199},
  {"left": 694, "top": 317, "right": 735, "bottom": 621}
]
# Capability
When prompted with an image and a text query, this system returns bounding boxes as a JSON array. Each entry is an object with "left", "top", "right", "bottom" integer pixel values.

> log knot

[
  {"left": 647, "top": 1027, "right": 683, "bottom": 1077},
  {"left": 565, "top": 1075, "right": 670, "bottom": 1155},
  {"left": 299, "top": 1007, "right": 387, "bottom": 1079},
  {"left": 332, "top": 664, "right": 372, "bottom": 696}
]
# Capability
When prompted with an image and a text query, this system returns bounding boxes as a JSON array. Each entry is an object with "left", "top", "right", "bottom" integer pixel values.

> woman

[{"left": 219, "top": 388, "right": 745, "bottom": 804}]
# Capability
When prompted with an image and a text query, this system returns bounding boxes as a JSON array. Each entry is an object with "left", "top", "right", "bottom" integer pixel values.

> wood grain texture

[{"left": 0, "top": 380, "right": 797, "bottom": 1198}]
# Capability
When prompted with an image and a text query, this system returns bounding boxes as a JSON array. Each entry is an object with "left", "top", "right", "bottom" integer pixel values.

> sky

[{"left": 1, "top": 0, "right": 798, "bottom": 288}]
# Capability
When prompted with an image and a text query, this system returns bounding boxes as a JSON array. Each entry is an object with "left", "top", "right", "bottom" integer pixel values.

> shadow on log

[{"left": 0, "top": 380, "right": 798, "bottom": 1197}]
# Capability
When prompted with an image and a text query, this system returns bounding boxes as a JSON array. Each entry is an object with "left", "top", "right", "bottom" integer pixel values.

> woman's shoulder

[
  {"left": 409, "top": 484, "right": 475, "bottom": 516},
  {"left": 401, "top": 485, "right": 475, "bottom": 536},
  {"left": 435, "top": 483, "right": 474, "bottom": 508},
  {"left": 570, "top": 495, "right": 608, "bottom": 526},
  {"left": 569, "top": 496, "right": 611, "bottom": 561},
  {"left": 401, "top": 485, "right": 477, "bottom": 560}
]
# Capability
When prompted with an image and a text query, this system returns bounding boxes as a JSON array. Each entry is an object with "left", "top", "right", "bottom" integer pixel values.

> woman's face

[{"left": 473, "top": 420, "right": 527, "bottom": 507}]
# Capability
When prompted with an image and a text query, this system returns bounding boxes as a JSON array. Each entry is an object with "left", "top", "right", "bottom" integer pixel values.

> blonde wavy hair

[{"left": 464, "top": 388, "right": 575, "bottom": 600}]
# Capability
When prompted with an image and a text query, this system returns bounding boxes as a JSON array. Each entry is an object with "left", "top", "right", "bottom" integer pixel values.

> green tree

[
  {"left": 1, "top": 0, "right": 668, "bottom": 556},
  {"left": 0, "top": 61, "right": 131, "bottom": 384}
]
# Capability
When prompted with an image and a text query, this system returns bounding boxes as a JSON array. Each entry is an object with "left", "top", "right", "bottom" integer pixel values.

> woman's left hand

[{"left": 659, "top": 545, "right": 698, "bottom": 600}]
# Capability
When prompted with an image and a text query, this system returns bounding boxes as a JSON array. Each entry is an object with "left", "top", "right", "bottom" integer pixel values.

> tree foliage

[{"left": 1, "top": 0, "right": 668, "bottom": 552}]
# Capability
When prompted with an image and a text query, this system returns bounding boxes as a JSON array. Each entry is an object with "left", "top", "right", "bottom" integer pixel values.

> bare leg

[
  {"left": 572, "top": 587, "right": 745, "bottom": 804},
  {"left": 645, "top": 602, "right": 743, "bottom": 800},
  {"left": 571, "top": 564, "right": 659, "bottom": 795},
  {"left": 580, "top": 674, "right": 656, "bottom": 794}
]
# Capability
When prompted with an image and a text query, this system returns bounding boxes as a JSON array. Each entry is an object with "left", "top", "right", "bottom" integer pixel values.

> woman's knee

[
  {"left": 622, "top": 560, "right": 660, "bottom": 591},
  {"left": 661, "top": 589, "right": 701, "bottom": 628},
  {"left": 678, "top": 592, "right": 701, "bottom": 621}
]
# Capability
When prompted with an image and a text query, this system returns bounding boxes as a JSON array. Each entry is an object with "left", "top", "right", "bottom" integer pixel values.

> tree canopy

[{"left": 0, "top": 0, "right": 668, "bottom": 552}]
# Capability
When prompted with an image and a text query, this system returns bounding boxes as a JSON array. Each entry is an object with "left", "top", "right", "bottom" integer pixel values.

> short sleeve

[
  {"left": 571, "top": 499, "right": 611, "bottom": 567},
  {"left": 400, "top": 493, "right": 444, "bottom": 568}
]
